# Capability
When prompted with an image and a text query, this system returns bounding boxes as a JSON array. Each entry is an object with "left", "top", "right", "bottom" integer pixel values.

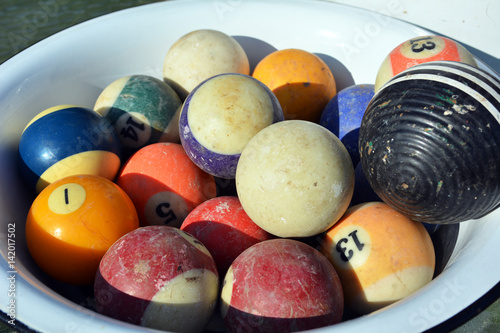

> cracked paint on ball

[
  {"left": 180, "top": 73, "right": 283, "bottom": 179},
  {"left": 180, "top": 196, "right": 274, "bottom": 277},
  {"left": 94, "top": 226, "right": 219, "bottom": 333},
  {"left": 220, "top": 239, "right": 343, "bottom": 333},
  {"left": 235, "top": 120, "right": 354, "bottom": 237}
]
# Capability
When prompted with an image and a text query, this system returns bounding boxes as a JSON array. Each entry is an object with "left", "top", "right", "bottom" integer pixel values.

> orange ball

[
  {"left": 116, "top": 142, "right": 217, "bottom": 227},
  {"left": 375, "top": 35, "right": 478, "bottom": 91},
  {"left": 252, "top": 48, "right": 336, "bottom": 122},
  {"left": 25, "top": 175, "right": 139, "bottom": 285},
  {"left": 321, "top": 202, "right": 435, "bottom": 314}
]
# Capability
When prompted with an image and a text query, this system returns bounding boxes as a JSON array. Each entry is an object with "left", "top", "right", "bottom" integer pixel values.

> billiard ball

[
  {"left": 180, "top": 73, "right": 284, "bottom": 179},
  {"left": 25, "top": 174, "right": 139, "bottom": 285},
  {"left": 374, "top": 35, "right": 478, "bottom": 91},
  {"left": 18, "top": 105, "right": 122, "bottom": 193},
  {"left": 94, "top": 226, "right": 219, "bottom": 332},
  {"left": 221, "top": 239, "right": 344, "bottom": 332},
  {"left": 320, "top": 84, "right": 375, "bottom": 166},
  {"left": 180, "top": 196, "right": 274, "bottom": 277},
  {"left": 321, "top": 202, "right": 435, "bottom": 314},
  {"left": 163, "top": 29, "right": 250, "bottom": 99},
  {"left": 252, "top": 48, "right": 337, "bottom": 122},
  {"left": 116, "top": 142, "right": 217, "bottom": 227},
  {"left": 360, "top": 61, "right": 500, "bottom": 224},
  {"left": 94, "top": 75, "right": 182, "bottom": 156},
  {"left": 236, "top": 120, "right": 354, "bottom": 238}
]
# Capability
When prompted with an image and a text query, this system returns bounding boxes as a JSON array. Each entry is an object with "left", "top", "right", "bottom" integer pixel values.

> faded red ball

[
  {"left": 180, "top": 196, "right": 273, "bottom": 277},
  {"left": 94, "top": 226, "right": 219, "bottom": 332},
  {"left": 220, "top": 239, "right": 344, "bottom": 332}
]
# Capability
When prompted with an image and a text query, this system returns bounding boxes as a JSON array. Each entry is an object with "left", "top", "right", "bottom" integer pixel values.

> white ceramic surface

[
  {"left": 328, "top": 0, "right": 500, "bottom": 74},
  {"left": 1, "top": 1, "right": 499, "bottom": 332}
]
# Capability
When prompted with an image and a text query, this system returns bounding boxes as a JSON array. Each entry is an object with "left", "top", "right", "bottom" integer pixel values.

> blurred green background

[
  {"left": 1, "top": 0, "right": 499, "bottom": 332},
  {"left": 0, "top": 0, "right": 165, "bottom": 64}
]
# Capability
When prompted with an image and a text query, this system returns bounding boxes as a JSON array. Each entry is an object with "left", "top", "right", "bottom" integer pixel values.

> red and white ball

[
  {"left": 374, "top": 35, "right": 477, "bottom": 91},
  {"left": 94, "top": 226, "right": 219, "bottom": 332},
  {"left": 220, "top": 239, "right": 344, "bottom": 332},
  {"left": 180, "top": 196, "right": 274, "bottom": 277}
]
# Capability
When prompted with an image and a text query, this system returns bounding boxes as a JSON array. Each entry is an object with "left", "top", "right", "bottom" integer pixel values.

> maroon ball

[{"left": 220, "top": 239, "right": 344, "bottom": 332}]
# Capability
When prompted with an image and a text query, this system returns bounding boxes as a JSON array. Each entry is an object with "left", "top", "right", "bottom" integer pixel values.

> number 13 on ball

[{"left": 375, "top": 35, "right": 478, "bottom": 91}]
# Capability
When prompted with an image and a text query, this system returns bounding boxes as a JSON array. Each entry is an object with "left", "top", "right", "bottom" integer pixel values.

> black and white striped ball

[{"left": 359, "top": 61, "right": 500, "bottom": 224}]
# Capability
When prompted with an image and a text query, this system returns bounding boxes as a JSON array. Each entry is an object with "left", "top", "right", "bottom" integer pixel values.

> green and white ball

[{"left": 94, "top": 75, "right": 182, "bottom": 155}]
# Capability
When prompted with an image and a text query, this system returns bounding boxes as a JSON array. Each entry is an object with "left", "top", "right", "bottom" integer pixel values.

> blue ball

[
  {"left": 351, "top": 162, "right": 381, "bottom": 207},
  {"left": 320, "top": 84, "right": 374, "bottom": 166},
  {"left": 18, "top": 105, "right": 122, "bottom": 193}
]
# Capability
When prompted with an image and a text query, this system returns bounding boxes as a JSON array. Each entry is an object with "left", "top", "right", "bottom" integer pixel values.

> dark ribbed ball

[{"left": 359, "top": 61, "right": 500, "bottom": 224}]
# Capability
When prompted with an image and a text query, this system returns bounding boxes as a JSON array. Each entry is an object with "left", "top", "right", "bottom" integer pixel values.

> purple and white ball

[{"left": 180, "top": 73, "right": 284, "bottom": 179}]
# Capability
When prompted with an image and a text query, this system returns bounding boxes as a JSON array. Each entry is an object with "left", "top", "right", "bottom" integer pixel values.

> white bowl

[{"left": 1, "top": 0, "right": 499, "bottom": 332}]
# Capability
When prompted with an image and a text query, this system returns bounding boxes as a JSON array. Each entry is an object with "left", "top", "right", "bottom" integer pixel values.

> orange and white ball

[
  {"left": 116, "top": 142, "right": 217, "bottom": 227},
  {"left": 374, "top": 35, "right": 477, "bottom": 91},
  {"left": 321, "top": 202, "right": 435, "bottom": 314}
]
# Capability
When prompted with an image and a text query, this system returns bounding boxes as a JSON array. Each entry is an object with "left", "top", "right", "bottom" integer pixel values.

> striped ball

[
  {"left": 94, "top": 75, "right": 182, "bottom": 157},
  {"left": 359, "top": 61, "right": 500, "bottom": 224}
]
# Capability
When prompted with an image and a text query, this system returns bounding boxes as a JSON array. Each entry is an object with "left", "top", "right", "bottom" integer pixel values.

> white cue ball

[
  {"left": 235, "top": 120, "right": 355, "bottom": 238},
  {"left": 163, "top": 29, "right": 250, "bottom": 99}
]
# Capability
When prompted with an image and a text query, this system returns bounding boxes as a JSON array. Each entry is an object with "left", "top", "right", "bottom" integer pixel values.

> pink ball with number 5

[
  {"left": 320, "top": 202, "right": 435, "bottom": 315},
  {"left": 116, "top": 142, "right": 217, "bottom": 227}
]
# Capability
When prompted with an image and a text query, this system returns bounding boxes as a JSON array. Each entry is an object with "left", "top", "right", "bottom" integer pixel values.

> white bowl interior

[{"left": 1, "top": 1, "right": 499, "bottom": 332}]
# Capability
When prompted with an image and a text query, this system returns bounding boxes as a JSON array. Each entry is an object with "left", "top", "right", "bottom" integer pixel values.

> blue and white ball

[{"left": 18, "top": 105, "right": 122, "bottom": 193}]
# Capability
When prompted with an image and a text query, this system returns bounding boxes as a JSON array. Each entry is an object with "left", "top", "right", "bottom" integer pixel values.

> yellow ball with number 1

[{"left": 25, "top": 174, "right": 139, "bottom": 285}]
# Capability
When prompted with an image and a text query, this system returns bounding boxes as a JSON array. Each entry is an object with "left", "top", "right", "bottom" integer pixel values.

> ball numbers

[
  {"left": 409, "top": 37, "right": 436, "bottom": 53},
  {"left": 116, "top": 113, "right": 151, "bottom": 148},
  {"left": 336, "top": 230, "right": 365, "bottom": 262},
  {"left": 48, "top": 183, "right": 86, "bottom": 215},
  {"left": 332, "top": 225, "right": 371, "bottom": 269},
  {"left": 144, "top": 191, "right": 189, "bottom": 227}
]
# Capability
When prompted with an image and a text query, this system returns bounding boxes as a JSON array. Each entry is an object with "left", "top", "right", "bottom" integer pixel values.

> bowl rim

[{"left": 1, "top": 1, "right": 500, "bottom": 332}]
